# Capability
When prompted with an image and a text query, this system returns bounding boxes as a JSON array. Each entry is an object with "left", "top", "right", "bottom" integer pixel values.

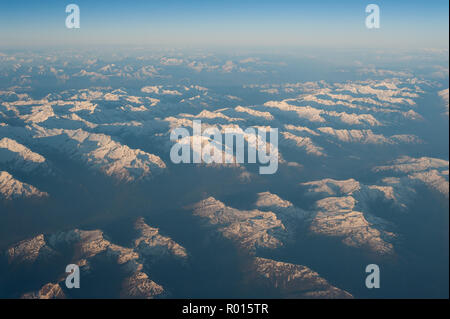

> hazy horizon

[{"left": 0, "top": 0, "right": 448, "bottom": 49}]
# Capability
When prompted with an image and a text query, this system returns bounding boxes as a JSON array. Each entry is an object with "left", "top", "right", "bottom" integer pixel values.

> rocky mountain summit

[{"left": 3, "top": 217, "right": 188, "bottom": 299}]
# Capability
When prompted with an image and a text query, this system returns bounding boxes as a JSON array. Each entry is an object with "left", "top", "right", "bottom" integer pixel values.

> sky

[{"left": 0, "top": 0, "right": 448, "bottom": 49}]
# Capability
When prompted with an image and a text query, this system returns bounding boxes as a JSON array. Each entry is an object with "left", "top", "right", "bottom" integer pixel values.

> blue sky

[{"left": 0, "top": 0, "right": 448, "bottom": 49}]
